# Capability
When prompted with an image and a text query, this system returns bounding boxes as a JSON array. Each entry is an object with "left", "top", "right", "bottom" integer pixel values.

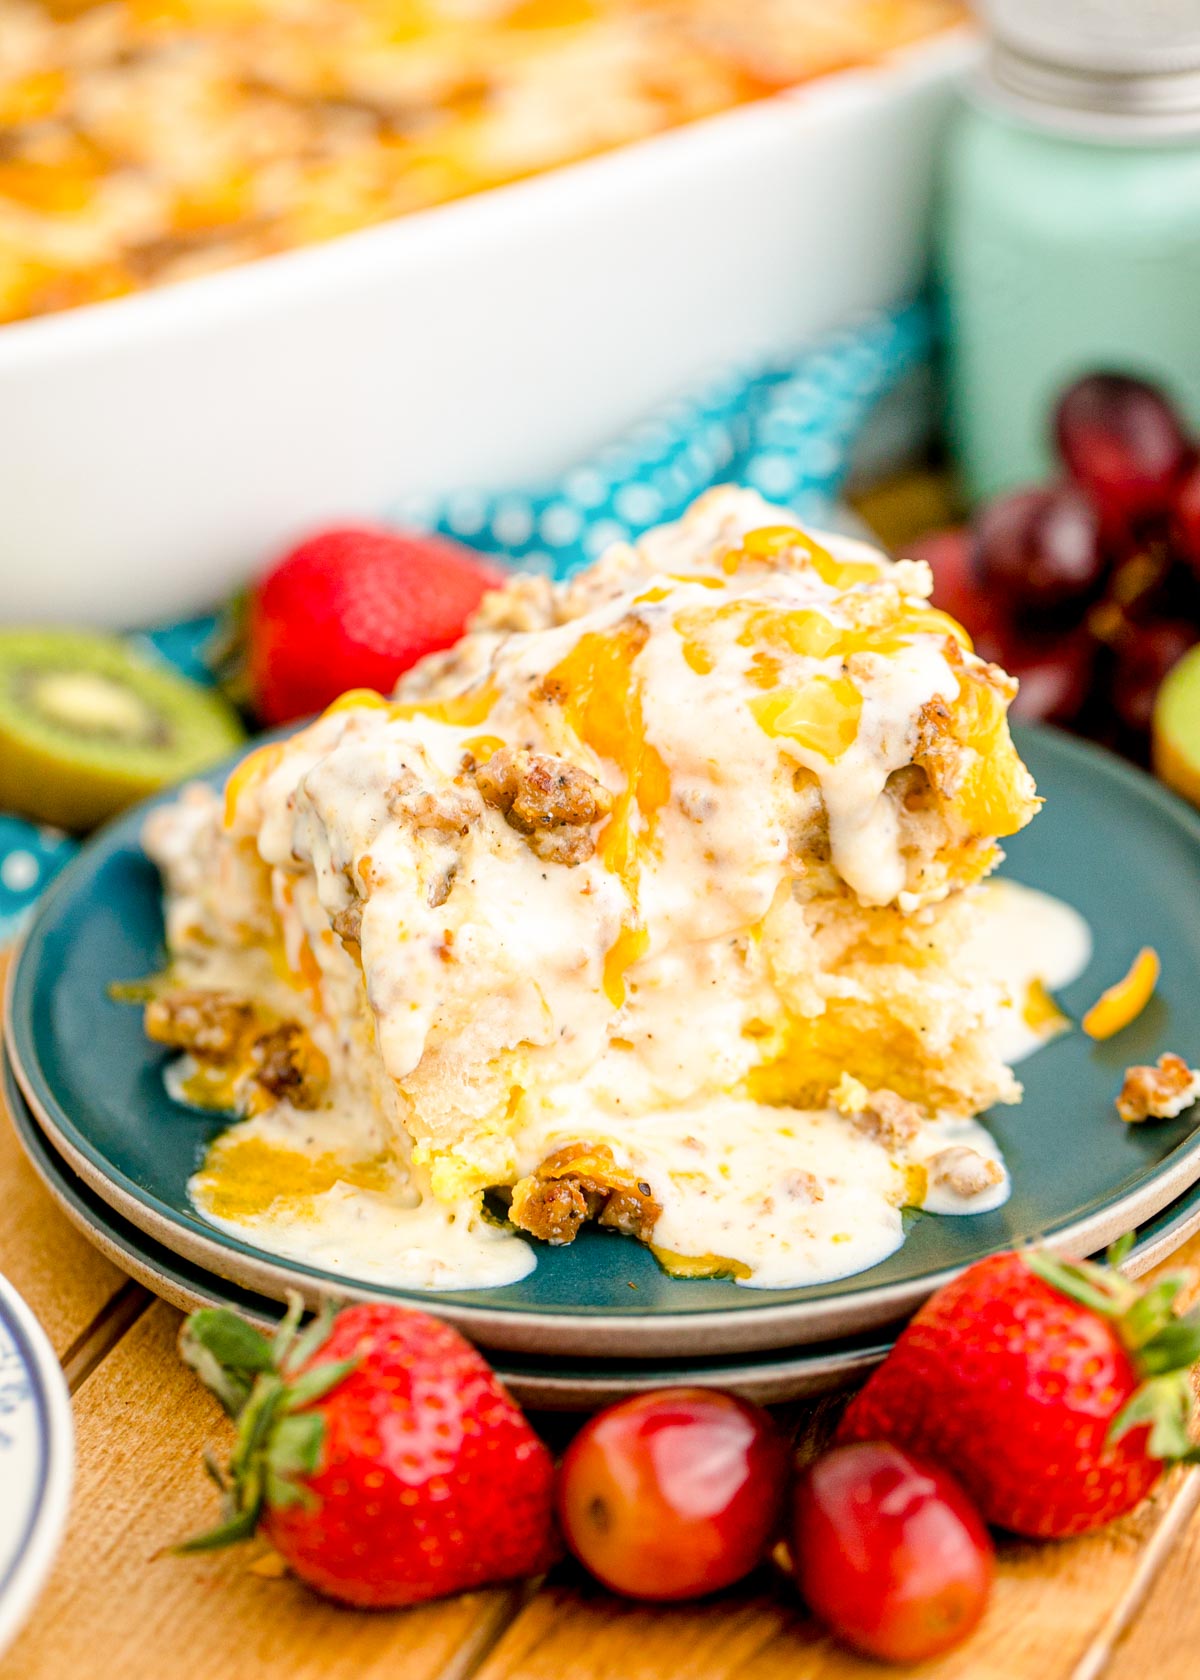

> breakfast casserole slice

[{"left": 142, "top": 487, "right": 1049, "bottom": 1291}]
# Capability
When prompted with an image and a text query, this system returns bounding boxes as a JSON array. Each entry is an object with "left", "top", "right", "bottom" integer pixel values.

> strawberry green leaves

[
  {"left": 1025, "top": 1245, "right": 1200, "bottom": 1465},
  {"left": 177, "top": 1293, "right": 356, "bottom": 1551},
  {"left": 177, "top": 1298, "right": 559, "bottom": 1605},
  {"left": 179, "top": 1310, "right": 276, "bottom": 1418}
]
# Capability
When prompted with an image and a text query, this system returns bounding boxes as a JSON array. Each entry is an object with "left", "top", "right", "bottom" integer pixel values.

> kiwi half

[{"left": 0, "top": 628, "right": 245, "bottom": 832}]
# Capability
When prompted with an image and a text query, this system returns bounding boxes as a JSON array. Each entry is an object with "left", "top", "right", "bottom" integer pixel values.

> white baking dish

[{"left": 0, "top": 26, "right": 976, "bottom": 628}]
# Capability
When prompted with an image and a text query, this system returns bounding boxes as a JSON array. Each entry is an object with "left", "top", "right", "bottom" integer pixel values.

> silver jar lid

[{"left": 975, "top": 0, "right": 1200, "bottom": 139}]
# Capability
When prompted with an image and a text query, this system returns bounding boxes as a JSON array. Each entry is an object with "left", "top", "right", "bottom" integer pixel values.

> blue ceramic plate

[
  {"left": 9, "top": 1054, "right": 1200, "bottom": 1411},
  {"left": 2, "top": 1061, "right": 891, "bottom": 1409},
  {"left": 0, "top": 1263, "right": 72, "bottom": 1657},
  {"left": 8, "top": 727, "right": 1200, "bottom": 1359},
  {"left": 9, "top": 1055, "right": 1196, "bottom": 1411}
]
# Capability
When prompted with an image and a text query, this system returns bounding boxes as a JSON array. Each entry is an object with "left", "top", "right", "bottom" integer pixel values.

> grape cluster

[{"left": 915, "top": 373, "right": 1200, "bottom": 758}]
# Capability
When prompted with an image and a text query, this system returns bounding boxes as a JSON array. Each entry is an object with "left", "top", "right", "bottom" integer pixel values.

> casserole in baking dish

[
  {"left": 0, "top": 0, "right": 965, "bottom": 325},
  {"left": 0, "top": 20, "right": 976, "bottom": 626}
]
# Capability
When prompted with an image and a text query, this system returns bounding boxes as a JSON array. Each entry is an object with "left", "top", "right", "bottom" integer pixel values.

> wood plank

[
  {"left": 474, "top": 1235, "right": 1200, "bottom": 1680},
  {"left": 1069, "top": 1471, "right": 1200, "bottom": 1680},
  {"left": 468, "top": 1500, "right": 1167, "bottom": 1680},
  {"left": 7, "top": 869, "right": 1200, "bottom": 1680},
  {"left": 0, "top": 1031, "right": 131, "bottom": 1357},
  {"left": 0, "top": 1300, "right": 521, "bottom": 1680},
  {"left": 1096, "top": 1471, "right": 1200, "bottom": 1680}
]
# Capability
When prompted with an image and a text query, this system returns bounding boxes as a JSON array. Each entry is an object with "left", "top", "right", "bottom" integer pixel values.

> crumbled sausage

[
  {"left": 1116, "top": 1054, "right": 1200, "bottom": 1123},
  {"left": 146, "top": 989, "right": 329, "bottom": 1112},
  {"left": 475, "top": 747, "right": 612, "bottom": 866},
  {"left": 468, "top": 572, "right": 558, "bottom": 634},
  {"left": 331, "top": 903, "right": 362, "bottom": 947},
  {"left": 507, "top": 1142, "right": 661, "bottom": 1245},
  {"left": 927, "top": 1146, "right": 1003, "bottom": 1198},
  {"left": 387, "top": 776, "right": 479, "bottom": 835},
  {"left": 526, "top": 827, "right": 598, "bottom": 867},
  {"left": 476, "top": 747, "right": 612, "bottom": 831},
  {"left": 250, "top": 1024, "right": 329, "bottom": 1110},
  {"left": 382, "top": 771, "right": 481, "bottom": 906},
  {"left": 426, "top": 860, "right": 459, "bottom": 908},
  {"left": 853, "top": 1088, "right": 923, "bottom": 1150},
  {"left": 912, "top": 697, "right": 964, "bottom": 801},
  {"left": 597, "top": 1188, "right": 659, "bottom": 1240},
  {"left": 509, "top": 1175, "right": 593, "bottom": 1244},
  {"left": 144, "top": 990, "right": 254, "bottom": 1060}
]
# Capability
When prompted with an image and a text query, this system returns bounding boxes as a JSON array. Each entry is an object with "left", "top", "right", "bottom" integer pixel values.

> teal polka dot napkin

[{"left": 398, "top": 298, "right": 931, "bottom": 577}]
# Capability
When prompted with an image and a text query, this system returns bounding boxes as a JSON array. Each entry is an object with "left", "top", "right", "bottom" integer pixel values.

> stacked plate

[{"left": 8, "top": 726, "right": 1200, "bottom": 1408}]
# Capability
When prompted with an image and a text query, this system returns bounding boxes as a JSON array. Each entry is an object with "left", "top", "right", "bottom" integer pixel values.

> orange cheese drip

[
  {"left": 677, "top": 597, "right": 970, "bottom": 672},
  {"left": 195, "top": 1135, "right": 394, "bottom": 1222},
  {"left": 1082, "top": 948, "right": 1160, "bottom": 1041},
  {"left": 319, "top": 684, "right": 498, "bottom": 729},
  {"left": 751, "top": 676, "right": 863, "bottom": 762},
  {"left": 223, "top": 741, "right": 284, "bottom": 828},
  {"left": 296, "top": 936, "right": 326, "bottom": 1014},
  {"left": 546, "top": 620, "right": 670, "bottom": 1006},
  {"left": 462, "top": 733, "right": 505, "bottom": 764},
  {"left": 388, "top": 685, "right": 498, "bottom": 728},
  {"left": 505, "top": 0, "right": 597, "bottom": 27},
  {"left": 321, "top": 688, "right": 390, "bottom": 715},
  {"left": 673, "top": 591, "right": 969, "bottom": 767},
  {"left": 602, "top": 926, "right": 652, "bottom": 1008},
  {"left": 1022, "top": 979, "right": 1071, "bottom": 1040},
  {"left": 682, "top": 639, "right": 716, "bottom": 676},
  {"left": 747, "top": 650, "right": 782, "bottom": 690},
  {"left": 734, "top": 525, "right": 883, "bottom": 587},
  {"left": 273, "top": 877, "right": 327, "bottom": 1014},
  {"left": 941, "top": 671, "right": 1037, "bottom": 838}
]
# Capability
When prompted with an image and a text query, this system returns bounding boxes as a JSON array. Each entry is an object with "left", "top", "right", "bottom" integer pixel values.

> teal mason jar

[{"left": 940, "top": 0, "right": 1200, "bottom": 502}]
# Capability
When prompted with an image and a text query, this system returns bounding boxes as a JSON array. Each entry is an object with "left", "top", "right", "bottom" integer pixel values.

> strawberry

[
  {"left": 179, "top": 1296, "right": 559, "bottom": 1606},
  {"left": 836, "top": 1241, "right": 1200, "bottom": 1539},
  {"left": 249, "top": 525, "right": 505, "bottom": 726}
]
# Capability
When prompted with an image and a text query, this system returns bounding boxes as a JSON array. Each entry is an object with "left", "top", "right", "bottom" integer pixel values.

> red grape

[
  {"left": 555, "top": 1388, "right": 788, "bottom": 1601},
  {"left": 989, "top": 627, "right": 1095, "bottom": 726},
  {"left": 1111, "top": 619, "right": 1197, "bottom": 734},
  {"left": 1054, "top": 372, "right": 1190, "bottom": 532},
  {"left": 974, "top": 484, "right": 1106, "bottom": 613},
  {"left": 907, "top": 527, "right": 1004, "bottom": 646},
  {"left": 1173, "top": 459, "right": 1200, "bottom": 576},
  {"left": 793, "top": 1442, "right": 993, "bottom": 1664}
]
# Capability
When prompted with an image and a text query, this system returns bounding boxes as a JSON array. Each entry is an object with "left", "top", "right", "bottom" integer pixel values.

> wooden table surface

[{"left": 4, "top": 988, "right": 1200, "bottom": 1680}]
